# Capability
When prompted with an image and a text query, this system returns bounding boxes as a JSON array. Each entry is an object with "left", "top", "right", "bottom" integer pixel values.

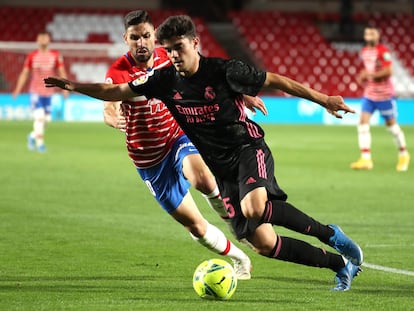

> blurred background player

[
  {"left": 102, "top": 10, "right": 255, "bottom": 279},
  {"left": 12, "top": 31, "right": 68, "bottom": 152},
  {"left": 351, "top": 26, "right": 410, "bottom": 171}
]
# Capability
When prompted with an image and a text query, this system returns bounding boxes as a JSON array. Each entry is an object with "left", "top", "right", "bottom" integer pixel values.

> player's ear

[
  {"left": 193, "top": 36, "right": 200, "bottom": 51},
  {"left": 123, "top": 33, "right": 128, "bottom": 44}
]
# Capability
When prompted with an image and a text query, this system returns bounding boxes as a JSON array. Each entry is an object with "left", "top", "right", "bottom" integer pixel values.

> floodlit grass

[{"left": 1, "top": 121, "right": 413, "bottom": 310}]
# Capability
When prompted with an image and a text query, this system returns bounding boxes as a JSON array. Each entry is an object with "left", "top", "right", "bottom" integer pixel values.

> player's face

[
  {"left": 124, "top": 23, "right": 156, "bottom": 64},
  {"left": 37, "top": 33, "right": 50, "bottom": 49},
  {"left": 364, "top": 28, "right": 380, "bottom": 47},
  {"left": 162, "top": 36, "right": 200, "bottom": 77}
]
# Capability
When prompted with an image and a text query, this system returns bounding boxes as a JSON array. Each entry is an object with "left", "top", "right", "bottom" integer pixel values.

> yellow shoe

[
  {"left": 350, "top": 158, "right": 373, "bottom": 170},
  {"left": 396, "top": 153, "right": 410, "bottom": 172}
]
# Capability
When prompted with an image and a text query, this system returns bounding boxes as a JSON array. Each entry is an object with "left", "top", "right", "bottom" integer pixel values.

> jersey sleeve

[
  {"left": 128, "top": 66, "right": 174, "bottom": 99},
  {"left": 105, "top": 66, "right": 120, "bottom": 84},
  {"left": 55, "top": 51, "right": 65, "bottom": 68},
  {"left": 225, "top": 59, "right": 266, "bottom": 96},
  {"left": 379, "top": 45, "right": 392, "bottom": 67},
  {"left": 23, "top": 52, "right": 34, "bottom": 69}
]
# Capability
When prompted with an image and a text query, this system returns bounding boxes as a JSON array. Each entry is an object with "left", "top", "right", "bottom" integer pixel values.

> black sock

[
  {"left": 261, "top": 200, "right": 334, "bottom": 244},
  {"left": 268, "top": 235, "right": 345, "bottom": 272}
]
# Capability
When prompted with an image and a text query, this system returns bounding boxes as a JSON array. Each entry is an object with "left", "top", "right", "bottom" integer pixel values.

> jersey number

[{"left": 222, "top": 197, "right": 235, "bottom": 218}]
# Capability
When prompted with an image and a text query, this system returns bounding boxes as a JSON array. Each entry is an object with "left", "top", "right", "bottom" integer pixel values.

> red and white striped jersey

[
  {"left": 24, "top": 49, "right": 65, "bottom": 96},
  {"left": 105, "top": 47, "right": 184, "bottom": 168},
  {"left": 360, "top": 44, "right": 395, "bottom": 101}
]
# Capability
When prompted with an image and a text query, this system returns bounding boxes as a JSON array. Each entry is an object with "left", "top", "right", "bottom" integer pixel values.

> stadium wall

[
  {"left": 0, "top": 0, "right": 160, "bottom": 9},
  {"left": 1, "top": 94, "right": 413, "bottom": 125}
]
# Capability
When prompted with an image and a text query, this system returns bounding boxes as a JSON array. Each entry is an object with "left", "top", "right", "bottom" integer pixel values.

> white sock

[
  {"left": 387, "top": 124, "right": 408, "bottom": 156},
  {"left": 33, "top": 119, "right": 45, "bottom": 147},
  {"left": 202, "top": 187, "right": 228, "bottom": 219},
  {"left": 357, "top": 124, "right": 371, "bottom": 160},
  {"left": 33, "top": 108, "right": 46, "bottom": 147},
  {"left": 191, "top": 222, "right": 246, "bottom": 261}
]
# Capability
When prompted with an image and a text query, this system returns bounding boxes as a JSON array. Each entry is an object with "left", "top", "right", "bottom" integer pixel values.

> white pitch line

[
  {"left": 364, "top": 244, "right": 414, "bottom": 248},
  {"left": 363, "top": 262, "right": 414, "bottom": 277}
]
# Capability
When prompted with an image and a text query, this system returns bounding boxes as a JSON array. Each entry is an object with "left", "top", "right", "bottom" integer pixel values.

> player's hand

[
  {"left": 356, "top": 70, "right": 368, "bottom": 85},
  {"left": 44, "top": 77, "right": 74, "bottom": 91},
  {"left": 104, "top": 102, "right": 127, "bottom": 132},
  {"left": 325, "top": 95, "right": 355, "bottom": 119},
  {"left": 109, "top": 115, "right": 127, "bottom": 132},
  {"left": 62, "top": 89, "right": 70, "bottom": 99},
  {"left": 243, "top": 95, "right": 268, "bottom": 116}
]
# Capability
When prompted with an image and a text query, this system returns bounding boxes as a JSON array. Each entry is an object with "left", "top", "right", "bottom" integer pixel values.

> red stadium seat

[{"left": 0, "top": 6, "right": 229, "bottom": 91}]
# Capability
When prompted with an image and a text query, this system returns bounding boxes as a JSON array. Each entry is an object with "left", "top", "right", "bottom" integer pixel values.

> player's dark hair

[
  {"left": 124, "top": 10, "right": 153, "bottom": 30},
  {"left": 365, "top": 24, "right": 378, "bottom": 31},
  {"left": 156, "top": 15, "right": 197, "bottom": 43}
]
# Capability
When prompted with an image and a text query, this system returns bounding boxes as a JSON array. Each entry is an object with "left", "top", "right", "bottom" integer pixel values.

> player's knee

[
  {"left": 387, "top": 123, "right": 401, "bottom": 135},
  {"left": 241, "top": 205, "right": 262, "bottom": 219},
  {"left": 33, "top": 108, "right": 45, "bottom": 121},
  {"left": 191, "top": 174, "right": 215, "bottom": 194},
  {"left": 184, "top": 164, "right": 215, "bottom": 194},
  {"left": 240, "top": 191, "right": 267, "bottom": 220},
  {"left": 249, "top": 241, "right": 274, "bottom": 256}
]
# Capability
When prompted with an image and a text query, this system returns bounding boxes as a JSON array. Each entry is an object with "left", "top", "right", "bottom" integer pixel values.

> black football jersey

[{"left": 128, "top": 56, "right": 267, "bottom": 176}]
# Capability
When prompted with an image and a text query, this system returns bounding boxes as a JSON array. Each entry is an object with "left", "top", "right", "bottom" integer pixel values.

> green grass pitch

[{"left": 1, "top": 121, "right": 413, "bottom": 310}]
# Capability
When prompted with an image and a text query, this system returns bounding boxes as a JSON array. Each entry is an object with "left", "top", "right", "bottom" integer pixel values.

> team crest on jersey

[
  {"left": 383, "top": 52, "right": 391, "bottom": 61},
  {"left": 204, "top": 86, "right": 216, "bottom": 100},
  {"left": 131, "top": 70, "right": 154, "bottom": 86}
]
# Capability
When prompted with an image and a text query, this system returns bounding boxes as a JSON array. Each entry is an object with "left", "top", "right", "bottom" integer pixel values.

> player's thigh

[
  {"left": 377, "top": 98, "right": 397, "bottom": 123},
  {"left": 359, "top": 111, "right": 371, "bottom": 124},
  {"left": 237, "top": 143, "right": 286, "bottom": 217},
  {"left": 247, "top": 223, "right": 277, "bottom": 255},
  {"left": 182, "top": 153, "right": 215, "bottom": 193},
  {"left": 137, "top": 154, "right": 190, "bottom": 214},
  {"left": 39, "top": 96, "right": 52, "bottom": 116},
  {"left": 360, "top": 97, "right": 374, "bottom": 123}
]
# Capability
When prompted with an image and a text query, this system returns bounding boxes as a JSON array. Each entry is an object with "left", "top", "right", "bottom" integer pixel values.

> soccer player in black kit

[{"left": 45, "top": 15, "right": 363, "bottom": 291}]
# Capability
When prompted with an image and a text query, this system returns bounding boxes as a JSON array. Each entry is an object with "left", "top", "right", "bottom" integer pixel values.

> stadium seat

[
  {"left": 228, "top": 10, "right": 413, "bottom": 98},
  {"left": 0, "top": 6, "right": 228, "bottom": 91}
]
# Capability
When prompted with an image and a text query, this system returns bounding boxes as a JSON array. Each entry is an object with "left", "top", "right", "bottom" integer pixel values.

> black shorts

[{"left": 215, "top": 141, "right": 287, "bottom": 240}]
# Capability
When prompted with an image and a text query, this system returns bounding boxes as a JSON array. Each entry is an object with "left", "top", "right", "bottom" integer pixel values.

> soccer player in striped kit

[
  {"left": 13, "top": 31, "right": 68, "bottom": 152},
  {"left": 351, "top": 26, "right": 410, "bottom": 171},
  {"left": 102, "top": 10, "right": 254, "bottom": 279}
]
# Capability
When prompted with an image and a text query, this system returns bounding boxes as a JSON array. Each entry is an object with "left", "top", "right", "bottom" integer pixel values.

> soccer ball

[{"left": 192, "top": 258, "right": 237, "bottom": 300}]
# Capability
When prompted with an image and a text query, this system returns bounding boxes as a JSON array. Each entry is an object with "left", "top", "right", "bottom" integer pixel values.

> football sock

[
  {"left": 33, "top": 119, "right": 45, "bottom": 147},
  {"left": 203, "top": 187, "right": 229, "bottom": 219},
  {"left": 260, "top": 200, "right": 334, "bottom": 244},
  {"left": 357, "top": 124, "right": 371, "bottom": 159},
  {"left": 192, "top": 222, "right": 246, "bottom": 260},
  {"left": 267, "top": 235, "right": 345, "bottom": 272},
  {"left": 387, "top": 124, "right": 408, "bottom": 155}
]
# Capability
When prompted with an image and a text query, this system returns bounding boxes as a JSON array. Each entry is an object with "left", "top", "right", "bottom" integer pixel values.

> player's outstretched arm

[
  {"left": 264, "top": 72, "right": 355, "bottom": 118},
  {"left": 44, "top": 77, "right": 136, "bottom": 102}
]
